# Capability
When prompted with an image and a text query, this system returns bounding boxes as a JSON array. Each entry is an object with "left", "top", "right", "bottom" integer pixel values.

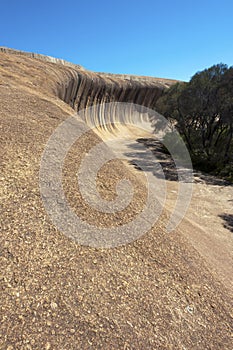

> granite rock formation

[
  {"left": 1, "top": 49, "right": 232, "bottom": 350},
  {"left": 0, "top": 47, "right": 177, "bottom": 116}
]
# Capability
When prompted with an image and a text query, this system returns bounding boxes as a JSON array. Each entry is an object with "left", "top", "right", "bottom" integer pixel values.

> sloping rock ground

[{"left": 0, "top": 50, "right": 232, "bottom": 349}]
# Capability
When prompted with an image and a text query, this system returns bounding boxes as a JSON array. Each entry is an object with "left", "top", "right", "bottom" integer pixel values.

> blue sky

[{"left": 1, "top": 0, "right": 233, "bottom": 81}]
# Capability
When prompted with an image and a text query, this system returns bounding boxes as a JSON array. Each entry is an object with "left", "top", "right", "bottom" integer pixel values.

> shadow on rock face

[
  {"left": 130, "top": 138, "right": 233, "bottom": 186},
  {"left": 219, "top": 213, "right": 233, "bottom": 232}
]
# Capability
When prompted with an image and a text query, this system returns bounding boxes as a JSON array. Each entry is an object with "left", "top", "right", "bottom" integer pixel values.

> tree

[{"left": 155, "top": 64, "right": 233, "bottom": 178}]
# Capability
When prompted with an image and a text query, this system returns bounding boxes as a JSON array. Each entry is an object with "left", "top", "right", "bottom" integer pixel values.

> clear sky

[{"left": 1, "top": 0, "right": 233, "bottom": 81}]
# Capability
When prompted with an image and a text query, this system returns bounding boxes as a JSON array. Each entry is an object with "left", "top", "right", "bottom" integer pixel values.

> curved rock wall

[
  {"left": 0, "top": 47, "right": 178, "bottom": 127},
  {"left": 56, "top": 68, "right": 177, "bottom": 132}
]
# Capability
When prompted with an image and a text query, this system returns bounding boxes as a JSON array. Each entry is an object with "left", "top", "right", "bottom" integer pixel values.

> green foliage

[{"left": 155, "top": 64, "right": 233, "bottom": 179}]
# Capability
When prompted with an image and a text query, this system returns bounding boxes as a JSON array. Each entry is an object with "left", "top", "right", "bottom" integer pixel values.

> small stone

[
  {"left": 45, "top": 342, "right": 51, "bottom": 350},
  {"left": 186, "top": 305, "right": 194, "bottom": 314},
  {"left": 50, "top": 301, "right": 58, "bottom": 310}
]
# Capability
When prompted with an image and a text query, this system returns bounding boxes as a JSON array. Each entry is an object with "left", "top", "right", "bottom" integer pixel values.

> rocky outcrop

[
  {"left": 0, "top": 47, "right": 177, "bottom": 117},
  {"left": 56, "top": 65, "right": 177, "bottom": 115},
  {"left": 0, "top": 46, "right": 85, "bottom": 70},
  {"left": 60, "top": 70, "right": 169, "bottom": 110},
  {"left": 1, "top": 48, "right": 233, "bottom": 350}
]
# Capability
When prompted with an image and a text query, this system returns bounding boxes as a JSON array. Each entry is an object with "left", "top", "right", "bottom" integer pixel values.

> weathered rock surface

[
  {"left": 0, "top": 49, "right": 232, "bottom": 350},
  {"left": 0, "top": 46, "right": 177, "bottom": 114}
]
